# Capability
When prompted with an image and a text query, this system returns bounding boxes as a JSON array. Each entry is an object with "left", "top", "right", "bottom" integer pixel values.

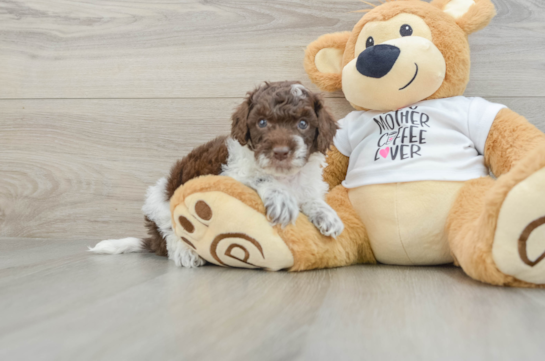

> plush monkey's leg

[
  {"left": 285, "top": 184, "right": 376, "bottom": 271},
  {"left": 170, "top": 176, "right": 375, "bottom": 271},
  {"left": 447, "top": 146, "right": 545, "bottom": 287}
]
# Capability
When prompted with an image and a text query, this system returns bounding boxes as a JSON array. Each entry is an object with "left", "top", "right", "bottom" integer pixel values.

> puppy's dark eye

[
  {"left": 298, "top": 120, "right": 309, "bottom": 130},
  {"left": 400, "top": 24, "right": 413, "bottom": 37},
  {"left": 366, "top": 36, "right": 374, "bottom": 48},
  {"left": 257, "top": 119, "right": 267, "bottom": 128}
]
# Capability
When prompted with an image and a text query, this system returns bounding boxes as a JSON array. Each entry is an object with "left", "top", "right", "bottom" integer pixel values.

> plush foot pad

[
  {"left": 493, "top": 167, "right": 545, "bottom": 284},
  {"left": 172, "top": 191, "right": 294, "bottom": 271}
]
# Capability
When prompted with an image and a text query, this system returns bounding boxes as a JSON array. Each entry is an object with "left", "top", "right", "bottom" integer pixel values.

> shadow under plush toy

[{"left": 170, "top": 0, "right": 545, "bottom": 287}]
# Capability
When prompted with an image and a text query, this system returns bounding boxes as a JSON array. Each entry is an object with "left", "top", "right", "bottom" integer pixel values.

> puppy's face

[{"left": 232, "top": 81, "right": 337, "bottom": 176}]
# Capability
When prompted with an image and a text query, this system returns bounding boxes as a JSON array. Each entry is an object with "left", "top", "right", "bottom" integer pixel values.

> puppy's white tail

[{"left": 88, "top": 237, "right": 144, "bottom": 254}]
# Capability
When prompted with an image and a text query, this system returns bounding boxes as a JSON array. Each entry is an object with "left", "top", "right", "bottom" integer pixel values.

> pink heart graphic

[{"left": 379, "top": 147, "right": 390, "bottom": 159}]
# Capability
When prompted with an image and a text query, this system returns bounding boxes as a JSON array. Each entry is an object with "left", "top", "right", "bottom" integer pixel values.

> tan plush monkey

[{"left": 170, "top": 0, "right": 545, "bottom": 287}]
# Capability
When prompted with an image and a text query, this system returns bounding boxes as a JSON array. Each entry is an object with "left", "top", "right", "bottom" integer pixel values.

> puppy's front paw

[
  {"left": 308, "top": 206, "right": 344, "bottom": 238},
  {"left": 263, "top": 189, "right": 299, "bottom": 228}
]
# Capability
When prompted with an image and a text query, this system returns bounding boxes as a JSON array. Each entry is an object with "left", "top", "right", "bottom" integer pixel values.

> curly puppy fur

[
  {"left": 90, "top": 81, "right": 340, "bottom": 265},
  {"left": 144, "top": 81, "right": 339, "bottom": 257}
]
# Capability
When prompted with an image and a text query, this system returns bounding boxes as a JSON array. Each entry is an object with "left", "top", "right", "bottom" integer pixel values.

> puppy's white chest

[{"left": 222, "top": 138, "right": 328, "bottom": 204}]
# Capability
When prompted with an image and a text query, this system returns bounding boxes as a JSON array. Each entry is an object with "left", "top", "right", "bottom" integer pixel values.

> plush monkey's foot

[
  {"left": 493, "top": 167, "right": 545, "bottom": 284},
  {"left": 170, "top": 176, "right": 294, "bottom": 271}
]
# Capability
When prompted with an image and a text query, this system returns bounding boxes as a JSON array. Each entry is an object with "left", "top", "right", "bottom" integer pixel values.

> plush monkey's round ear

[
  {"left": 304, "top": 32, "right": 351, "bottom": 93},
  {"left": 431, "top": 0, "right": 496, "bottom": 35}
]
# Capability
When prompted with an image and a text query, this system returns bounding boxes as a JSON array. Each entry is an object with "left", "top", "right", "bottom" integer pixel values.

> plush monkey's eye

[
  {"left": 298, "top": 120, "right": 309, "bottom": 130},
  {"left": 366, "top": 36, "right": 374, "bottom": 48},
  {"left": 400, "top": 24, "right": 413, "bottom": 37},
  {"left": 258, "top": 119, "right": 267, "bottom": 128}
]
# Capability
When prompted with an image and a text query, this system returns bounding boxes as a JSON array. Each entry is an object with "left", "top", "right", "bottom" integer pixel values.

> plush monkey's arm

[
  {"left": 323, "top": 146, "right": 349, "bottom": 190},
  {"left": 484, "top": 108, "right": 545, "bottom": 177}
]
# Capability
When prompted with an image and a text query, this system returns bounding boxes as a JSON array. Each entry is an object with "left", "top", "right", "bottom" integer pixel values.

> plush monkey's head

[{"left": 304, "top": 0, "right": 496, "bottom": 111}]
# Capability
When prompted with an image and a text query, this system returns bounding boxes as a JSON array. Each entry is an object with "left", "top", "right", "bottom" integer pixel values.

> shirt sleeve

[
  {"left": 467, "top": 97, "right": 507, "bottom": 155},
  {"left": 333, "top": 115, "right": 353, "bottom": 157}
]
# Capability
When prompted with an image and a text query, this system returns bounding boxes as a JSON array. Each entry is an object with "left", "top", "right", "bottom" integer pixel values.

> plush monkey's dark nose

[
  {"left": 356, "top": 44, "right": 400, "bottom": 78},
  {"left": 273, "top": 146, "right": 290, "bottom": 161}
]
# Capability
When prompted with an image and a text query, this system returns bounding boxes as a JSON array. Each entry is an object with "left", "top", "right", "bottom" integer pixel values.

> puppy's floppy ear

[
  {"left": 304, "top": 32, "right": 351, "bottom": 92},
  {"left": 313, "top": 94, "right": 338, "bottom": 154},
  {"left": 231, "top": 90, "right": 255, "bottom": 146},
  {"left": 431, "top": 0, "right": 496, "bottom": 35}
]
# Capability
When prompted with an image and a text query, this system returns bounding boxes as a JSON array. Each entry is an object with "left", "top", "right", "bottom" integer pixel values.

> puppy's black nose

[
  {"left": 273, "top": 146, "right": 290, "bottom": 161},
  {"left": 356, "top": 44, "right": 400, "bottom": 78}
]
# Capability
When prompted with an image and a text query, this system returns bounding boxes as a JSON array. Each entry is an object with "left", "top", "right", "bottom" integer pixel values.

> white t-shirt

[{"left": 334, "top": 97, "right": 506, "bottom": 188}]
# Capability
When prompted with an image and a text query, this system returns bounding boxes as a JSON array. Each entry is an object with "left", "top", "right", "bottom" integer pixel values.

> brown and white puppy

[{"left": 90, "top": 81, "right": 343, "bottom": 267}]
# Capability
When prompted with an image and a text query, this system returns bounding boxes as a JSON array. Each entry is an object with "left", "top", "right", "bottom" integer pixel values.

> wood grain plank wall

[
  {"left": 0, "top": 0, "right": 544, "bottom": 98},
  {"left": 1, "top": 0, "right": 544, "bottom": 240}
]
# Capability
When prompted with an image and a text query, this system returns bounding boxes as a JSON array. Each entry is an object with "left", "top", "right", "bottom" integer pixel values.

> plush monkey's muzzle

[{"left": 342, "top": 36, "right": 446, "bottom": 111}]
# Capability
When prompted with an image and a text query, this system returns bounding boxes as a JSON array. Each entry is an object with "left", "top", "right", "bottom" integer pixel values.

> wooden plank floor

[
  {"left": 1, "top": 0, "right": 545, "bottom": 359},
  {"left": 1, "top": 237, "right": 545, "bottom": 361}
]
